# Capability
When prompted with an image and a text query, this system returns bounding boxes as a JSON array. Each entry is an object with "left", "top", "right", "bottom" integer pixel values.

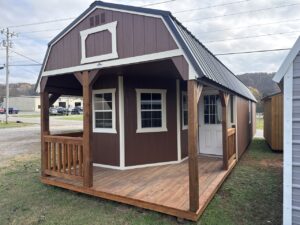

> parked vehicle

[
  {"left": 56, "top": 107, "right": 69, "bottom": 115},
  {"left": 9, "top": 107, "right": 19, "bottom": 114},
  {"left": 0, "top": 107, "right": 5, "bottom": 114},
  {"left": 71, "top": 106, "right": 83, "bottom": 115},
  {"left": 49, "top": 107, "right": 59, "bottom": 115},
  {"left": 0, "top": 107, "right": 19, "bottom": 114}
]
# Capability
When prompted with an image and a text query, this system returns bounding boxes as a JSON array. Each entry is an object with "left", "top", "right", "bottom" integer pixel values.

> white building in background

[{"left": 3, "top": 96, "right": 83, "bottom": 112}]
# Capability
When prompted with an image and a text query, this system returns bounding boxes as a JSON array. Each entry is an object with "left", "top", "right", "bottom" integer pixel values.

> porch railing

[
  {"left": 43, "top": 134, "right": 84, "bottom": 181},
  {"left": 227, "top": 128, "right": 236, "bottom": 164}
]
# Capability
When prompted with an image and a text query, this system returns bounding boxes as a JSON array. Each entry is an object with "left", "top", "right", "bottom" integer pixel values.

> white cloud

[{"left": 0, "top": 0, "right": 300, "bottom": 84}]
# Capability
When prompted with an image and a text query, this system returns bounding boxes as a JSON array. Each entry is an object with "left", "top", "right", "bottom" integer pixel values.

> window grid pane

[
  {"left": 140, "top": 93, "right": 163, "bottom": 128},
  {"left": 204, "top": 95, "right": 220, "bottom": 125},
  {"left": 94, "top": 92, "right": 113, "bottom": 129}
]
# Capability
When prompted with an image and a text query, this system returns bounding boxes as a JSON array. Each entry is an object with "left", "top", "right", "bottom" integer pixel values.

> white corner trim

[
  {"left": 176, "top": 79, "right": 182, "bottom": 161},
  {"left": 93, "top": 163, "right": 122, "bottom": 170},
  {"left": 118, "top": 76, "right": 125, "bottom": 169},
  {"left": 92, "top": 88, "right": 117, "bottom": 133},
  {"left": 274, "top": 36, "right": 300, "bottom": 83},
  {"left": 283, "top": 63, "right": 293, "bottom": 225},
  {"left": 41, "top": 49, "right": 182, "bottom": 77},
  {"left": 94, "top": 156, "right": 189, "bottom": 170},
  {"left": 135, "top": 89, "right": 167, "bottom": 133},
  {"left": 234, "top": 96, "right": 239, "bottom": 161},
  {"left": 80, "top": 21, "right": 118, "bottom": 64}
]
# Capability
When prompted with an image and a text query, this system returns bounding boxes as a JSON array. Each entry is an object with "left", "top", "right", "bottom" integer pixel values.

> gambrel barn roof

[{"left": 36, "top": 1, "right": 256, "bottom": 102}]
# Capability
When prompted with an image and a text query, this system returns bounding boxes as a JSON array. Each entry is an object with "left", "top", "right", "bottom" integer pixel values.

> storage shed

[
  {"left": 262, "top": 92, "right": 283, "bottom": 151},
  {"left": 273, "top": 36, "right": 300, "bottom": 225},
  {"left": 36, "top": 1, "right": 256, "bottom": 221}
]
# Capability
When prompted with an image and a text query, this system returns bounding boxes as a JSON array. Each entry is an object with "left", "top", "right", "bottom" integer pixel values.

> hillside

[
  {"left": 0, "top": 83, "right": 36, "bottom": 102},
  {"left": 238, "top": 72, "right": 280, "bottom": 97},
  {"left": 238, "top": 72, "right": 280, "bottom": 112}
]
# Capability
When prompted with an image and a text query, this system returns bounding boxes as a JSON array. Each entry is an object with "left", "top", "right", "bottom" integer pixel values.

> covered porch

[
  {"left": 41, "top": 155, "right": 236, "bottom": 221},
  {"left": 39, "top": 59, "right": 238, "bottom": 221}
]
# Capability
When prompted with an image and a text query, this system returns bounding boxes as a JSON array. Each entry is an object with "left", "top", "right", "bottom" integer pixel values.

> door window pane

[{"left": 204, "top": 95, "right": 221, "bottom": 124}]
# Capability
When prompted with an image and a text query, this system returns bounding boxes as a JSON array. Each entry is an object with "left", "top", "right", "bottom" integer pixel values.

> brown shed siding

[
  {"left": 92, "top": 75, "right": 120, "bottom": 166},
  {"left": 86, "top": 30, "right": 112, "bottom": 57},
  {"left": 236, "top": 97, "right": 251, "bottom": 157},
  {"left": 263, "top": 93, "right": 283, "bottom": 151},
  {"left": 124, "top": 75, "right": 178, "bottom": 166},
  {"left": 45, "top": 8, "right": 178, "bottom": 71}
]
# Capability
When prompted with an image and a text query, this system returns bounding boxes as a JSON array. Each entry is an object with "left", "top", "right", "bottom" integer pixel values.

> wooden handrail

[
  {"left": 227, "top": 128, "right": 236, "bottom": 164},
  {"left": 227, "top": 128, "right": 236, "bottom": 136},
  {"left": 43, "top": 134, "right": 84, "bottom": 182}
]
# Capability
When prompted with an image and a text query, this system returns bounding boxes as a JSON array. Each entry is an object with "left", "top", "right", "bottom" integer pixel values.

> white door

[{"left": 199, "top": 93, "right": 223, "bottom": 156}]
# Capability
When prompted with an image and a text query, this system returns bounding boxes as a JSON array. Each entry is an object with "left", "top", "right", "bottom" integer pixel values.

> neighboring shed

[
  {"left": 262, "top": 92, "right": 283, "bottom": 151},
  {"left": 273, "top": 36, "right": 300, "bottom": 225}
]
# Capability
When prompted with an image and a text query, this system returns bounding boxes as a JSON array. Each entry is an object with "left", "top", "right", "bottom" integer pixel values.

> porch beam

[
  {"left": 49, "top": 93, "right": 61, "bottom": 107},
  {"left": 40, "top": 77, "right": 50, "bottom": 177},
  {"left": 220, "top": 91, "right": 230, "bottom": 170},
  {"left": 82, "top": 70, "right": 93, "bottom": 187},
  {"left": 188, "top": 80, "right": 202, "bottom": 212},
  {"left": 45, "top": 86, "right": 82, "bottom": 96}
]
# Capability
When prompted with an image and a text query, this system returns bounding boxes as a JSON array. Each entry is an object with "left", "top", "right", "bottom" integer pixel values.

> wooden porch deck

[{"left": 41, "top": 156, "right": 236, "bottom": 221}]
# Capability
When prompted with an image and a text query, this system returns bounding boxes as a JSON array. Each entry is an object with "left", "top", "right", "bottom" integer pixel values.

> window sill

[
  {"left": 136, "top": 127, "right": 168, "bottom": 133},
  {"left": 182, "top": 125, "right": 188, "bottom": 130},
  {"left": 93, "top": 128, "right": 117, "bottom": 134}
]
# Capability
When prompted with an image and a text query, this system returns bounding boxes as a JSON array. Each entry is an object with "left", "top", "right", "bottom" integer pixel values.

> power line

[
  {"left": 174, "top": 0, "right": 250, "bottom": 14},
  {"left": 203, "top": 30, "right": 300, "bottom": 43},
  {"left": 182, "top": 2, "right": 300, "bottom": 23},
  {"left": 200, "top": 18, "right": 300, "bottom": 35},
  {"left": 10, "top": 50, "right": 41, "bottom": 64},
  {"left": 8, "top": 64, "right": 41, "bottom": 66},
  {"left": 7, "top": 0, "right": 177, "bottom": 29},
  {"left": 142, "top": 0, "right": 175, "bottom": 7},
  {"left": 215, "top": 48, "right": 291, "bottom": 56}
]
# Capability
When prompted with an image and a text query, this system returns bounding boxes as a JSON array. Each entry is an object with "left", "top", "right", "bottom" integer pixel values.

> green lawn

[
  {"left": 56, "top": 115, "right": 83, "bottom": 121},
  {"left": 0, "top": 122, "right": 35, "bottom": 129},
  {"left": 0, "top": 138, "right": 282, "bottom": 225},
  {"left": 256, "top": 117, "right": 264, "bottom": 130},
  {"left": 14, "top": 114, "right": 40, "bottom": 118}
]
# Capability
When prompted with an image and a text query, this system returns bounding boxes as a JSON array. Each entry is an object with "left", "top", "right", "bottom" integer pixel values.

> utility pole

[{"left": 1, "top": 28, "right": 16, "bottom": 124}]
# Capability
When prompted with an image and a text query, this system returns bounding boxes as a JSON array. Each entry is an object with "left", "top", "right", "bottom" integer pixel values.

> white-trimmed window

[
  {"left": 182, "top": 91, "right": 188, "bottom": 130},
  {"left": 93, "top": 89, "right": 116, "bottom": 133},
  {"left": 136, "top": 89, "right": 167, "bottom": 133}
]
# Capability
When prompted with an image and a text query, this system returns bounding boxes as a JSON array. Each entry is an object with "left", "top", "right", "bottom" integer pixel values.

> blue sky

[{"left": 0, "top": 0, "right": 299, "bottom": 84}]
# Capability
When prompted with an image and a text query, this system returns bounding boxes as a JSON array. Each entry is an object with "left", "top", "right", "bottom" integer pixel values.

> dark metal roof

[{"left": 37, "top": 1, "right": 257, "bottom": 102}]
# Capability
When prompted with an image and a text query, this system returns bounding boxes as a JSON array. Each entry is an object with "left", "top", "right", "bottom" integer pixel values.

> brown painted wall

[
  {"left": 236, "top": 97, "right": 252, "bottom": 157},
  {"left": 124, "top": 75, "right": 178, "bottom": 166},
  {"left": 92, "top": 74, "right": 119, "bottom": 166},
  {"left": 45, "top": 8, "right": 178, "bottom": 71},
  {"left": 86, "top": 30, "right": 112, "bottom": 57}
]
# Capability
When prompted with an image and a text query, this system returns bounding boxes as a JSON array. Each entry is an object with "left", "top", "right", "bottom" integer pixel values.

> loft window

[
  {"left": 204, "top": 95, "right": 221, "bottom": 124},
  {"left": 93, "top": 89, "right": 116, "bottom": 133},
  {"left": 182, "top": 91, "right": 188, "bottom": 129},
  {"left": 136, "top": 89, "right": 167, "bottom": 133}
]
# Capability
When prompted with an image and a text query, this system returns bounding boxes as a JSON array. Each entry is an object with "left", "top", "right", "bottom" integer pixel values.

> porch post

[
  {"left": 220, "top": 91, "right": 230, "bottom": 170},
  {"left": 188, "top": 80, "right": 202, "bottom": 212},
  {"left": 40, "top": 77, "right": 49, "bottom": 177},
  {"left": 82, "top": 71, "right": 93, "bottom": 187}
]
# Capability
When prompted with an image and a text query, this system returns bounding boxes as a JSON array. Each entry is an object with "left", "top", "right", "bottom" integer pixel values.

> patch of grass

[
  {"left": 0, "top": 138, "right": 282, "bottom": 225},
  {"left": 256, "top": 117, "right": 264, "bottom": 130},
  {"left": 56, "top": 115, "right": 83, "bottom": 121},
  {"left": 200, "top": 138, "right": 282, "bottom": 225},
  {"left": 0, "top": 122, "right": 35, "bottom": 129},
  {"left": 14, "top": 114, "right": 40, "bottom": 118}
]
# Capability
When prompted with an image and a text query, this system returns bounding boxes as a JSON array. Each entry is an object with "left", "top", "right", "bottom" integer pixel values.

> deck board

[{"left": 41, "top": 156, "right": 236, "bottom": 221}]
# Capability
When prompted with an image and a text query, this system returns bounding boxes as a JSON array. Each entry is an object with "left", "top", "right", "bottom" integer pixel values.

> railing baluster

[{"left": 43, "top": 135, "right": 84, "bottom": 181}]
